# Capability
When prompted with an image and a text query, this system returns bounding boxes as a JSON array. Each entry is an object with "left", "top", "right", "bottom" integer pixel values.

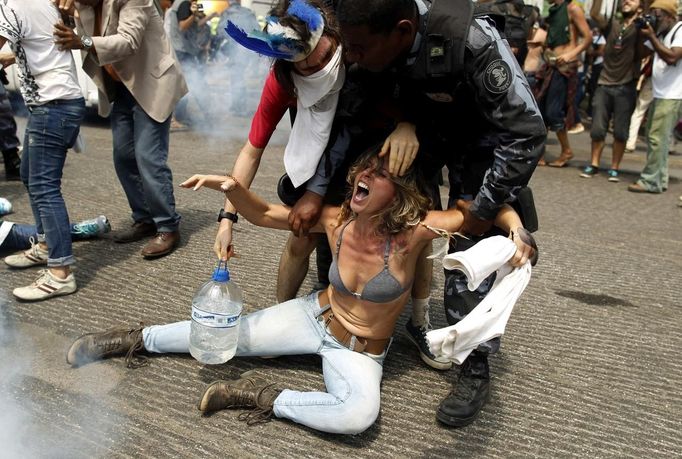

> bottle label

[{"left": 191, "top": 305, "right": 241, "bottom": 328}]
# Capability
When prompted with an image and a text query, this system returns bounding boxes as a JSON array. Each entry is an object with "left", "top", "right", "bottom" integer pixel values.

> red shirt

[{"left": 248, "top": 70, "right": 296, "bottom": 148}]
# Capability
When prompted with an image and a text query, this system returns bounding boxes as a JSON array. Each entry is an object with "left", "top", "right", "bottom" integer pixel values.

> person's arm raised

[
  {"left": 416, "top": 206, "right": 465, "bottom": 241},
  {"left": 180, "top": 175, "right": 328, "bottom": 233}
]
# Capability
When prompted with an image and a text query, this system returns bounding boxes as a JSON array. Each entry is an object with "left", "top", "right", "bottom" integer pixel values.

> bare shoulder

[
  {"left": 567, "top": 2, "right": 586, "bottom": 17},
  {"left": 320, "top": 205, "right": 343, "bottom": 234}
]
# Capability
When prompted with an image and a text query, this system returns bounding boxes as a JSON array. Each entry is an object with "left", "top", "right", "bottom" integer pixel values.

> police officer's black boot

[
  {"left": 2, "top": 147, "right": 20, "bottom": 181},
  {"left": 436, "top": 350, "right": 490, "bottom": 427}
]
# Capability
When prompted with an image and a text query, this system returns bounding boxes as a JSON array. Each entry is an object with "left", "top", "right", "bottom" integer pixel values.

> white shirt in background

[
  {"left": 0, "top": 0, "right": 81, "bottom": 105},
  {"left": 650, "top": 22, "right": 682, "bottom": 100}
]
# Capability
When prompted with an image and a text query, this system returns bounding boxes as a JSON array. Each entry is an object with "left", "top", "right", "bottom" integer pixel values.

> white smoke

[
  {"left": 0, "top": 289, "right": 123, "bottom": 458},
  {"left": 0, "top": 289, "right": 36, "bottom": 458},
  {"left": 179, "top": 10, "right": 272, "bottom": 138}
]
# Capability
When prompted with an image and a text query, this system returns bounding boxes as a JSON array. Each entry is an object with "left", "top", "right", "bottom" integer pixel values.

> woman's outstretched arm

[{"left": 180, "top": 175, "right": 328, "bottom": 233}]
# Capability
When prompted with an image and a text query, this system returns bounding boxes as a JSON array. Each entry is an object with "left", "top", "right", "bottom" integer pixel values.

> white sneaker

[
  {"left": 4, "top": 238, "right": 49, "bottom": 268},
  {"left": 13, "top": 269, "right": 77, "bottom": 301}
]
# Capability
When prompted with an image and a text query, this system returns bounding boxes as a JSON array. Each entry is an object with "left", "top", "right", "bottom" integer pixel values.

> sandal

[{"left": 548, "top": 150, "right": 573, "bottom": 168}]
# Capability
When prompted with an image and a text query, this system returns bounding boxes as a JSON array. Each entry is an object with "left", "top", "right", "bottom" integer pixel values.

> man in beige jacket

[{"left": 54, "top": 0, "right": 188, "bottom": 258}]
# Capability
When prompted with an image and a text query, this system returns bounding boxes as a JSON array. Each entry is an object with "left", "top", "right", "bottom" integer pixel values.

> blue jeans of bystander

[
  {"left": 111, "top": 84, "right": 180, "bottom": 232},
  {"left": 19, "top": 98, "right": 85, "bottom": 267}
]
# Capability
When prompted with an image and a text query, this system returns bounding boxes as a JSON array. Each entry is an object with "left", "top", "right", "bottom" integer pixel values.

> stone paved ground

[{"left": 1, "top": 115, "right": 681, "bottom": 458}]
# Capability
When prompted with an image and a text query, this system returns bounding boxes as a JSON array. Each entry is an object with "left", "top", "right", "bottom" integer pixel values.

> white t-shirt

[
  {"left": 649, "top": 21, "right": 682, "bottom": 99},
  {"left": 0, "top": 0, "right": 81, "bottom": 105},
  {"left": 593, "top": 34, "right": 606, "bottom": 66}
]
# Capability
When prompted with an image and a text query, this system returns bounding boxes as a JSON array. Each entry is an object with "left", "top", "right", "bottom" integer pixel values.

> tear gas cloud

[{"left": 0, "top": 290, "right": 121, "bottom": 457}]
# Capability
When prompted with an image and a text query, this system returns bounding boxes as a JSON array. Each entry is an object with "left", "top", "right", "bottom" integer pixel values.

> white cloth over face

[
  {"left": 285, "top": 45, "right": 345, "bottom": 188},
  {"left": 427, "top": 236, "right": 532, "bottom": 364}
]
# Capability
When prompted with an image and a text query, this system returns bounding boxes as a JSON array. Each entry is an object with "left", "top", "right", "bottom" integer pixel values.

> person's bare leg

[
  {"left": 590, "top": 139, "right": 605, "bottom": 167},
  {"left": 549, "top": 129, "right": 573, "bottom": 167},
  {"left": 276, "top": 233, "right": 317, "bottom": 303},
  {"left": 49, "top": 266, "right": 71, "bottom": 279},
  {"left": 611, "top": 139, "right": 626, "bottom": 170},
  {"left": 39, "top": 242, "right": 70, "bottom": 278}
]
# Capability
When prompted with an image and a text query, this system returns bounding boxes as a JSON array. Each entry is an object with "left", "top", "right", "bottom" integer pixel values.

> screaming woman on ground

[{"left": 65, "top": 151, "right": 535, "bottom": 434}]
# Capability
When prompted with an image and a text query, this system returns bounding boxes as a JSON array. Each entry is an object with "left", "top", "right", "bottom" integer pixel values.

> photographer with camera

[
  {"left": 165, "top": 0, "right": 218, "bottom": 126},
  {"left": 582, "top": 0, "right": 645, "bottom": 182},
  {"left": 628, "top": 0, "right": 682, "bottom": 194}
]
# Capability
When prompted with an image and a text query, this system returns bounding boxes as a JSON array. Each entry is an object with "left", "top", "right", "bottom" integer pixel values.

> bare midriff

[
  {"left": 550, "top": 20, "right": 581, "bottom": 69},
  {"left": 320, "top": 224, "right": 419, "bottom": 340},
  {"left": 322, "top": 286, "right": 410, "bottom": 340}
]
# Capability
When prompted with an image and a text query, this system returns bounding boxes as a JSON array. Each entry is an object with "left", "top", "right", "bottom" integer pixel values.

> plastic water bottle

[
  {"left": 0, "top": 198, "right": 11, "bottom": 216},
  {"left": 189, "top": 262, "right": 243, "bottom": 364}
]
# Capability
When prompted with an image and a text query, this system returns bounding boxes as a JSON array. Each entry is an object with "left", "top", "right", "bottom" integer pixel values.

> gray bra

[{"left": 328, "top": 220, "right": 411, "bottom": 303}]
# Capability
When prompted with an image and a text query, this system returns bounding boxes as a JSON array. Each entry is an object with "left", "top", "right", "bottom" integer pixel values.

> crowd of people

[
  {"left": 0, "top": 0, "right": 678, "bottom": 438},
  {"left": 522, "top": 0, "right": 682, "bottom": 193}
]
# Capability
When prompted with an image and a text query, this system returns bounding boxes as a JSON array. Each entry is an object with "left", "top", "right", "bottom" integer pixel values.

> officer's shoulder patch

[{"left": 483, "top": 59, "right": 512, "bottom": 94}]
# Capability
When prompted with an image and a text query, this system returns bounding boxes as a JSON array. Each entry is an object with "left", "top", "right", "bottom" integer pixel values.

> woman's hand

[
  {"left": 379, "top": 122, "right": 419, "bottom": 176},
  {"left": 180, "top": 174, "right": 229, "bottom": 192},
  {"left": 214, "top": 220, "right": 236, "bottom": 261},
  {"left": 508, "top": 227, "right": 538, "bottom": 267}
]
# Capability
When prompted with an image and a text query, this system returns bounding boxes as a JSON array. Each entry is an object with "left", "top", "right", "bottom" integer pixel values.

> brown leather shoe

[
  {"left": 627, "top": 182, "right": 658, "bottom": 193},
  {"left": 141, "top": 231, "right": 180, "bottom": 258},
  {"left": 113, "top": 221, "right": 156, "bottom": 243}
]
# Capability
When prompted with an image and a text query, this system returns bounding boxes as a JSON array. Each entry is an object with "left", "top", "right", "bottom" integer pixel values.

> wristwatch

[
  {"left": 217, "top": 208, "right": 238, "bottom": 223},
  {"left": 80, "top": 35, "right": 93, "bottom": 51}
]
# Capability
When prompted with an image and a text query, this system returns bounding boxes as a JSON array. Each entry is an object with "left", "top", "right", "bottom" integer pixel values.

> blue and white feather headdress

[{"left": 225, "top": 0, "right": 325, "bottom": 62}]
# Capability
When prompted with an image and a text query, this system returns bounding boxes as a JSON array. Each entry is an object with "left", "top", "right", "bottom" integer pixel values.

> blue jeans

[
  {"left": 20, "top": 98, "right": 85, "bottom": 267},
  {"left": 0, "top": 220, "right": 98, "bottom": 251},
  {"left": 111, "top": 84, "right": 180, "bottom": 232},
  {"left": 143, "top": 293, "right": 389, "bottom": 434}
]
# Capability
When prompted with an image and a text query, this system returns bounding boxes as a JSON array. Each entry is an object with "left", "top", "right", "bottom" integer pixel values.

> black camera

[
  {"left": 196, "top": 2, "right": 204, "bottom": 13},
  {"left": 635, "top": 14, "right": 657, "bottom": 30}
]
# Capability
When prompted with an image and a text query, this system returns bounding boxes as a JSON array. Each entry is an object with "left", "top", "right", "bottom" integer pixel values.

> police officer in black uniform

[{"left": 336, "top": 0, "right": 546, "bottom": 427}]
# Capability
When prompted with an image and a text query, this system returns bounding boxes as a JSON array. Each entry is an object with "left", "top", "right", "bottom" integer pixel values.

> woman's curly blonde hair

[{"left": 337, "top": 148, "right": 432, "bottom": 235}]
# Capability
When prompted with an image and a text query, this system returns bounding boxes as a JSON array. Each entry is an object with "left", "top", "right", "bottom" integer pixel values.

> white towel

[
  {"left": 427, "top": 236, "right": 532, "bottom": 364},
  {"left": 285, "top": 46, "right": 345, "bottom": 188},
  {"left": 0, "top": 221, "right": 14, "bottom": 248}
]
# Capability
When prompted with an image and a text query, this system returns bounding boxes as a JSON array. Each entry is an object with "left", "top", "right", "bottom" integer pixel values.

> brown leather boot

[
  {"left": 141, "top": 231, "right": 180, "bottom": 258},
  {"left": 198, "top": 372, "right": 281, "bottom": 424},
  {"left": 66, "top": 325, "right": 147, "bottom": 368}
]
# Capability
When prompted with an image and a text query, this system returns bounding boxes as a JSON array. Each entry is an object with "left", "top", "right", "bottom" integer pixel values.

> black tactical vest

[{"left": 409, "top": 0, "right": 474, "bottom": 84}]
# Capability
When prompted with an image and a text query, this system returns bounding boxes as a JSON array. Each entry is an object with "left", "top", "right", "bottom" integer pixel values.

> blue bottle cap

[{"left": 212, "top": 265, "right": 230, "bottom": 282}]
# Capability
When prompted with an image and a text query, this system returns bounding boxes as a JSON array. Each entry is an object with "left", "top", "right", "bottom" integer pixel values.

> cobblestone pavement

[{"left": 1, "top": 116, "right": 680, "bottom": 458}]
